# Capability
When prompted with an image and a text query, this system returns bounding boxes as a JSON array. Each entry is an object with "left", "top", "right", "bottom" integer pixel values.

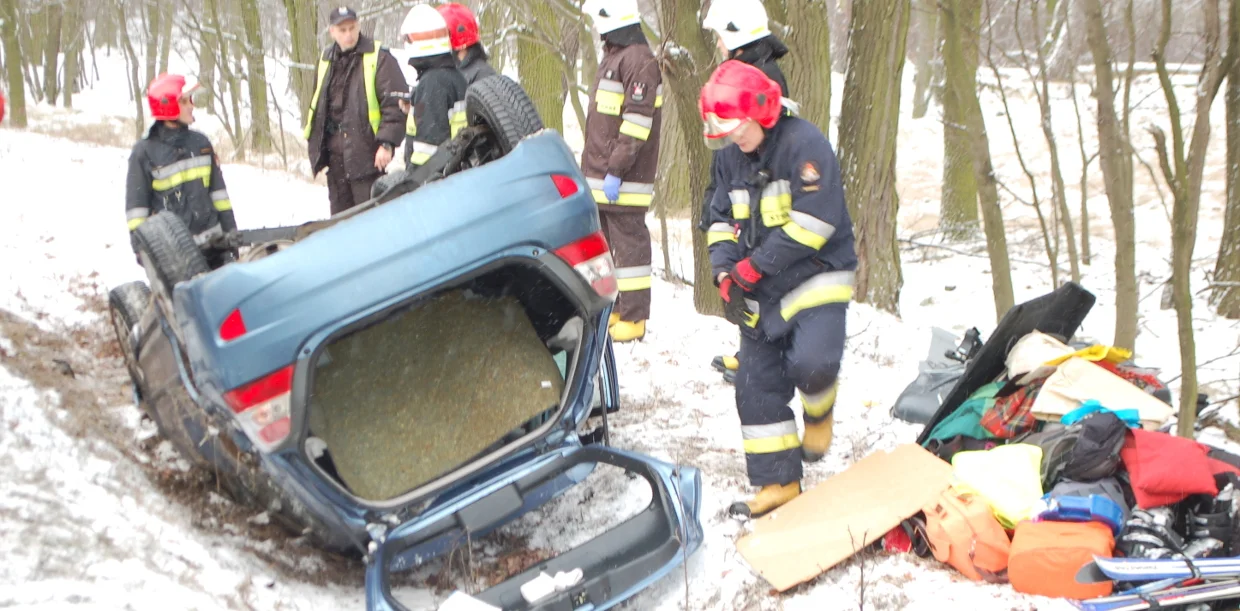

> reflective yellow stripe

[
  {"left": 731, "top": 204, "right": 750, "bottom": 219},
  {"left": 654, "top": 84, "right": 663, "bottom": 108},
  {"left": 707, "top": 231, "right": 736, "bottom": 245},
  {"left": 617, "top": 276, "right": 652, "bottom": 291},
  {"left": 760, "top": 180, "right": 792, "bottom": 227},
  {"left": 619, "top": 120, "right": 651, "bottom": 140},
  {"left": 213, "top": 199, "right": 232, "bottom": 212},
  {"left": 781, "top": 210, "right": 836, "bottom": 249},
  {"left": 304, "top": 59, "right": 331, "bottom": 139},
  {"left": 729, "top": 189, "right": 751, "bottom": 219},
  {"left": 409, "top": 141, "right": 439, "bottom": 166},
  {"left": 152, "top": 166, "right": 212, "bottom": 191},
  {"left": 128, "top": 217, "right": 146, "bottom": 230},
  {"left": 591, "top": 190, "right": 653, "bottom": 206},
  {"left": 410, "top": 152, "right": 432, "bottom": 165},
  {"left": 595, "top": 79, "right": 624, "bottom": 116},
  {"left": 743, "top": 434, "right": 801, "bottom": 454},
  {"left": 800, "top": 384, "right": 837, "bottom": 419},
  {"left": 783, "top": 223, "right": 827, "bottom": 249},
  {"left": 406, "top": 111, "right": 418, "bottom": 137},
  {"left": 778, "top": 271, "right": 856, "bottom": 320},
  {"left": 449, "top": 101, "right": 468, "bottom": 138},
  {"left": 363, "top": 44, "right": 381, "bottom": 134}
]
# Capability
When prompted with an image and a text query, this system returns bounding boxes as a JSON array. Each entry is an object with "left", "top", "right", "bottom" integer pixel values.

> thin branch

[
  {"left": 1165, "top": 345, "right": 1240, "bottom": 384},
  {"left": 899, "top": 238, "right": 1061, "bottom": 269},
  {"left": 1148, "top": 126, "right": 1177, "bottom": 191}
]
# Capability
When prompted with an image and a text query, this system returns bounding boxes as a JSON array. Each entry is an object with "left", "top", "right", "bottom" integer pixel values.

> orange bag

[
  {"left": 923, "top": 490, "right": 1012, "bottom": 582},
  {"left": 1008, "top": 520, "right": 1114, "bottom": 599}
]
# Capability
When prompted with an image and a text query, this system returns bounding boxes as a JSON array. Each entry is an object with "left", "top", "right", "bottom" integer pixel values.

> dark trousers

[
  {"left": 326, "top": 155, "right": 378, "bottom": 216},
  {"left": 736, "top": 302, "right": 848, "bottom": 486},
  {"left": 599, "top": 206, "right": 652, "bottom": 322}
]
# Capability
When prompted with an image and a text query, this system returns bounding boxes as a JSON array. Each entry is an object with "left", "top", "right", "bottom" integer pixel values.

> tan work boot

[
  {"left": 608, "top": 312, "right": 621, "bottom": 327},
  {"left": 801, "top": 410, "right": 834, "bottom": 463},
  {"left": 728, "top": 482, "right": 802, "bottom": 519},
  {"left": 609, "top": 320, "right": 645, "bottom": 342}
]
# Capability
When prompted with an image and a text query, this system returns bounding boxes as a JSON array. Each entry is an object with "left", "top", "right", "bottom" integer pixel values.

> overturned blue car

[{"left": 107, "top": 76, "right": 703, "bottom": 610}]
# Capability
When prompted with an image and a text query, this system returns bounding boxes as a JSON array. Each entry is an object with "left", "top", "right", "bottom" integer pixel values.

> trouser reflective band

[
  {"left": 707, "top": 222, "right": 737, "bottom": 245},
  {"left": 782, "top": 210, "right": 836, "bottom": 249},
  {"left": 800, "top": 381, "right": 837, "bottom": 421},
  {"left": 619, "top": 112, "right": 653, "bottom": 140},
  {"left": 152, "top": 155, "right": 213, "bottom": 191},
  {"left": 779, "top": 270, "right": 856, "bottom": 320},
  {"left": 210, "top": 189, "right": 232, "bottom": 211},
  {"left": 127, "top": 207, "right": 150, "bottom": 231},
  {"left": 595, "top": 79, "right": 624, "bottom": 116},
  {"left": 654, "top": 84, "right": 663, "bottom": 109},
  {"left": 615, "top": 265, "right": 652, "bottom": 292},
  {"left": 741, "top": 421, "right": 801, "bottom": 454},
  {"left": 587, "top": 177, "right": 654, "bottom": 206},
  {"left": 406, "top": 111, "right": 418, "bottom": 137},
  {"left": 449, "top": 101, "right": 467, "bottom": 138},
  {"left": 409, "top": 141, "right": 439, "bottom": 165}
]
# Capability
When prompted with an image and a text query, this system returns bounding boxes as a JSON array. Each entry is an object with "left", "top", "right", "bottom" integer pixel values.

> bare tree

[
  {"left": 1149, "top": 0, "right": 1237, "bottom": 437},
  {"left": 939, "top": 0, "right": 979, "bottom": 240},
  {"left": 1, "top": 0, "right": 27, "bottom": 127},
  {"left": 838, "top": 0, "right": 910, "bottom": 314},
  {"left": 910, "top": 0, "right": 939, "bottom": 119},
  {"left": 62, "top": 0, "right": 84, "bottom": 108},
  {"left": 143, "top": 0, "right": 159, "bottom": 86},
  {"left": 1215, "top": 0, "right": 1240, "bottom": 319},
  {"left": 516, "top": 3, "right": 566, "bottom": 133},
  {"left": 766, "top": 0, "right": 832, "bottom": 130},
  {"left": 42, "top": 0, "right": 63, "bottom": 103},
  {"left": 1068, "top": 58, "right": 1094, "bottom": 266},
  {"left": 238, "top": 0, "right": 272, "bottom": 153},
  {"left": 115, "top": 0, "right": 145, "bottom": 139}
]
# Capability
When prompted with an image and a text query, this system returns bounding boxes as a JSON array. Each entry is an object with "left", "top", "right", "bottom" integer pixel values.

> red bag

[
  {"left": 1120, "top": 429, "right": 1217, "bottom": 508},
  {"left": 923, "top": 490, "right": 1011, "bottom": 582}
]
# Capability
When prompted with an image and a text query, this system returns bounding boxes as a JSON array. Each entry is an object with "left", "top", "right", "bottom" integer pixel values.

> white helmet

[
  {"left": 401, "top": 4, "right": 453, "bottom": 58},
  {"left": 702, "top": 0, "right": 771, "bottom": 51},
  {"left": 581, "top": 0, "right": 642, "bottom": 35}
]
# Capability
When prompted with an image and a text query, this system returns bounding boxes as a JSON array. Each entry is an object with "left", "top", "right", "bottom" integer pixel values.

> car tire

[
  {"left": 133, "top": 213, "right": 210, "bottom": 304},
  {"left": 466, "top": 75, "right": 544, "bottom": 156},
  {"left": 108, "top": 281, "right": 151, "bottom": 401}
]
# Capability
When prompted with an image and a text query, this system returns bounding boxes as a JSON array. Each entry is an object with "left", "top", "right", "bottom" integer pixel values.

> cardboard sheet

[
  {"left": 1005, "top": 330, "right": 1074, "bottom": 385},
  {"left": 736, "top": 444, "right": 954, "bottom": 592},
  {"left": 1029, "top": 356, "right": 1174, "bottom": 429}
]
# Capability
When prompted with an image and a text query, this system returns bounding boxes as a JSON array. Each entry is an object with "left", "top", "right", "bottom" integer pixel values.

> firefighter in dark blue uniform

[{"left": 701, "top": 61, "right": 857, "bottom": 518}]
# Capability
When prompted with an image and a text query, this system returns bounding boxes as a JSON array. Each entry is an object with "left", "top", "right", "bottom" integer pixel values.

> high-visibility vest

[{"left": 303, "top": 42, "right": 383, "bottom": 139}]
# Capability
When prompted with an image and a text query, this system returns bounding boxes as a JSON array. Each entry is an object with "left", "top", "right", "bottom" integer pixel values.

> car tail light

[
  {"left": 554, "top": 232, "right": 618, "bottom": 300},
  {"left": 222, "top": 364, "right": 293, "bottom": 452},
  {"left": 551, "top": 174, "right": 579, "bottom": 198},
  {"left": 219, "top": 308, "right": 246, "bottom": 342}
]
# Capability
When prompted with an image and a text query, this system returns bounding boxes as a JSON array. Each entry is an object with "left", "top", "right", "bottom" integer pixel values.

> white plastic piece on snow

[
  {"left": 519, "top": 569, "right": 585, "bottom": 604},
  {"left": 438, "top": 591, "right": 500, "bottom": 611}
]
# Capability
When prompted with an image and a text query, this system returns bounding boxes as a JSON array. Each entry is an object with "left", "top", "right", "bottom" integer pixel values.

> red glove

[
  {"left": 729, "top": 258, "right": 762, "bottom": 293},
  {"left": 718, "top": 275, "right": 736, "bottom": 302}
]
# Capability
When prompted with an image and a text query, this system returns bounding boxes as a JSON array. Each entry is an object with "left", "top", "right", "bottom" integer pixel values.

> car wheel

[
  {"left": 133, "top": 213, "right": 210, "bottom": 307},
  {"left": 466, "top": 75, "right": 544, "bottom": 156},
  {"left": 108, "top": 281, "right": 151, "bottom": 401}
]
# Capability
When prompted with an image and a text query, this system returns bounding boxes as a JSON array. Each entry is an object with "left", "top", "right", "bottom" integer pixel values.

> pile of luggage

[{"left": 885, "top": 284, "right": 1240, "bottom": 610}]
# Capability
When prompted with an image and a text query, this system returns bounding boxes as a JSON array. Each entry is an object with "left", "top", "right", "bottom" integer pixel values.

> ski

[
  {"left": 1076, "top": 555, "right": 1240, "bottom": 583},
  {"left": 1073, "top": 579, "right": 1240, "bottom": 611}
]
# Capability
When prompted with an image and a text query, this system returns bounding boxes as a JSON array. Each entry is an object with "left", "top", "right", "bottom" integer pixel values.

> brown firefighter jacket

[
  {"left": 304, "top": 35, "right": 408, "bottom": 181},
  {"left": 580, "top": 39, "right": 663, "bottom": 210}
]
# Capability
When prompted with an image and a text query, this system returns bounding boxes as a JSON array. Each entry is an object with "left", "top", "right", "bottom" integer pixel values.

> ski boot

[
  {"left": 728, "top": 482, "right": 801, "bottom": 519},
  {"left": 1118, "top": 507, "right": 1186, "bottom": 559}
]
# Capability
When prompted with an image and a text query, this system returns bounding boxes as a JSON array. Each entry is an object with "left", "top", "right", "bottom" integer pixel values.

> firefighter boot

[
  {"left": 728, "top": 482, "right": 802, "bottom": 519},
  {"left": 610, "top": 320, "right": 646, "bottom": 342},
  {"left": 800, "top": 382, "right": 837, "bottom": 463}
]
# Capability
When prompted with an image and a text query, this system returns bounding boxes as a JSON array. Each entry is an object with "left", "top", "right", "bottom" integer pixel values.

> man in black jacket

[
  {"left": 400, "top": 4, "right": 468, "bottom": 167},
  {"left": 303, "top": 7, "right": 409, "bottom": 215},
  {"left": 126, "top": 73, "right": 236, "bottom": 269},
  {"left": 438, "top": 3, "right": 498, "bottom": 86}
]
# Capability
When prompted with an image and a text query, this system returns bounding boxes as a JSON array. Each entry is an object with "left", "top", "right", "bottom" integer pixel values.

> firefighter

[
  {"left": 701, "top": 0, "right": 795, "bottom": 385},
  {"left": 580, "top": 0, "right": 663, "bottom": 343},
  {"left": 304, "top": 6, "right": 409, "bottom": 215},
  {"left": 701, "top": 61, "right": 856, "bottom": 518},
  {"left": 437, "top": 3, "right": 498, "bottom": 85},
  {"left": 126, "top": 74, "right": 237, "bottom": 269},
  {"left": 401, "top": 4, "right": 468, "bottom": 167}
]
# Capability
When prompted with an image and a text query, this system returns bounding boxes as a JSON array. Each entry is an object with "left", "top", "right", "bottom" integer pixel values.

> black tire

[
  {"left": 108, "top": 281, "right": 151, "bottom": 400},
  {"left": 465, "top": 75, "right": 544, "bottom": 155},
  {"left": 133, "top": 213, "right": 210, "bottom": 301}
]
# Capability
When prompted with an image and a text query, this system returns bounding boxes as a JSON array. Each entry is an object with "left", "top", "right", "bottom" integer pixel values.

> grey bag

[{"left": 893, "top": 327, "right": 967, "bottom": 424}]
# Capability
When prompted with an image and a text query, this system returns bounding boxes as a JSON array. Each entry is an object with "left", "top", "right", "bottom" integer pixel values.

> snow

[{"left": 2, "top": 45, "right": 1240, "bottom": 610}]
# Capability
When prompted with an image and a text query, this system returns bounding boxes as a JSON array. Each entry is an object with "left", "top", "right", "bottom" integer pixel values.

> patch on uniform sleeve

[
  {"left": 631, "top": 82, "right": 646, "bottom": 102},
  {"left": 800, "top": 161, "right": 820, "bottom": 184},
  {"left": 201, "top": 147, "right": 212, "bottom": 154}
]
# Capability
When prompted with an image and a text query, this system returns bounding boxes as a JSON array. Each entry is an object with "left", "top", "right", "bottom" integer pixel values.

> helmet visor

[
  {"left": 180, "top": 83, "right": 208, "bottom": 106},
  {"left": 702, "top": 112, "right": 744, "bottom": 139}
]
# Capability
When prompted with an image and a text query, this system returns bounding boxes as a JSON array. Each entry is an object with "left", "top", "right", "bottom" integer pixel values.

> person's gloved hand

[
  {"left": 728, "top": 258, "right": 763, "bottom": 293},
  {"left": 602, "top": 174, "right": 622, "bottom": 203},
  {"left": 718, "top": 274, "right": 755, "bottom": 326}
]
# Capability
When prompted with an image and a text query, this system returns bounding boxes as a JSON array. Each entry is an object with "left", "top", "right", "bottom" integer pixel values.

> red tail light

[
  {"left": 551, "top": 174, "right": 579, "bottom": 198},
  {"left": 222, "top": 364, "right": 294, "bottom": 452},
  {"left": 219, "top": 308, "right": 246, "bottom": 342},
  {"left": 555, "top": 232, "right": 618, "bottom": 300}
]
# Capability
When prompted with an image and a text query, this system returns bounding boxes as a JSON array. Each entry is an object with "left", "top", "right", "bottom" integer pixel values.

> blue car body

[{"left": 137, "top": 130, "right": 703, "bottom": 610}]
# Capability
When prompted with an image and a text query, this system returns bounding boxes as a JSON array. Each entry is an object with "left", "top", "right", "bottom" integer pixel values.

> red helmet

[
  {"left": 699, "top": 60, "right": 782, "bottom": 140},
  {"left": 437, "top": 3, "right": 481, "bottom": 51},
  {"left": 147, "top": 74, "right": 202, "bottom": 121}
]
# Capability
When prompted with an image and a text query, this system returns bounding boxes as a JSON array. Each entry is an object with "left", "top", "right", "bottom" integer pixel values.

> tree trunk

[
  {"left": 782, "top": 0, "right": 832, "bottom": 130},
  {"left": 144, "top": 0, "right": 159, "bottom": 86},
  {"left": 558, "top": 18, "right": 587, "bottom": 134},
  {"left": 1083, "top": 0, "right": 1139, "bottom": 351},
  {"left": 43, "top": 2, "right": 63, "bottom": 104},
  {"left": 1215, "top": 0, "right": 1240, "bottom": 318},
  {"left": 239, "top": 0, "right": 272, "bottom": 153},
  {"left": 830, "top": 0, "right": 852, "bottom": 73},
  {"left": 661, "top": 0, "right": 722, "bottom": 316},
  {"left": 21, "top": 6, "right": 45, "bottom": 101},
  {"left": 198, "top": 2, "right": 219, "bottom": 115},
  {"left": 62, "top": 0, "right": 83, "bottom": 108},
  {"left": 158, "top": 1, "right": 174, "bottom": 75},
  {"left": 939, "top": 0, "right": 980, "bottom": 240},
  {"left": 208, "top": 0, "right": 245, "bottom": 157},
  {"left": 1032, "top": 1, "right": 1081, "bottom": 285},
  {"left": 910, "top": 0, "right": 938, "bottom": 120},
  {"left": 283, "top": 0, "right": 318, "bottom": 126},
  {"left": 838, "top": 0, "right": 910, "bottom": 314},
  {"left": 0, "top": 0, "right": 26, "bottom": 127},
  {"left": 518, "top": 10, "right": 565, "bottom": 133},
  {"left": 116, "top": 0, "right": 145, "bottom": 139}
]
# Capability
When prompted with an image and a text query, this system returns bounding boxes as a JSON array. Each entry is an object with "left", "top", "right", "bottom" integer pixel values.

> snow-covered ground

[{"left": 2, "top": 50, "right": 1240, "bottom": 610}]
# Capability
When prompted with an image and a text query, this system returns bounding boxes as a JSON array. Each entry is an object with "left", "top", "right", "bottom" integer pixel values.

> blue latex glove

[{"left": 602, "top": 174, "right": 622, "bottom": 203}]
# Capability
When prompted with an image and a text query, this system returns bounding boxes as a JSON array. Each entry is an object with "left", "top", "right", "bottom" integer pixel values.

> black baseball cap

[{"left": 330, "top": 6, "right": 359, "bottom": 25}]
